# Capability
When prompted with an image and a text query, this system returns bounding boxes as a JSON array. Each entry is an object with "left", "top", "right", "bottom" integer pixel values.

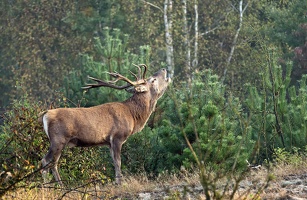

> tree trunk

[
  {"left": 222, "top": 0, "right": 248, "bottom": 82},
  {"left": 192, "top": 0, "right": 199, "bottom": 70},
  {"left": 182, "top": 0, "right": 191, "bottom": 83},
  {"left": 164, "top": 0, "right": 174, "bottom": 78}
]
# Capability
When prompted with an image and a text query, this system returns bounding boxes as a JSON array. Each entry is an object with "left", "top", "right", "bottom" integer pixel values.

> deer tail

[{"left": 38, "top": 110, "right": 48, "bottom": 123}]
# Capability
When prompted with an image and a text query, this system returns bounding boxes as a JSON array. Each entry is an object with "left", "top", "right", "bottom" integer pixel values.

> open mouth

[
  {"left": 166, "top": 75, "right": 171, "bottom": 83},
  {"left": 165, "top": 70, "right": 171, "bottom": 82},
  {"left": 162, "top": 69, "right": 170, "bottom": 81}
]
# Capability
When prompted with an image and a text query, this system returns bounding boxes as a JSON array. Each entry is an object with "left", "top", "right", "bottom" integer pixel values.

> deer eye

[{"left": 151, "top": 78, "right": 156, "bottom": 83}]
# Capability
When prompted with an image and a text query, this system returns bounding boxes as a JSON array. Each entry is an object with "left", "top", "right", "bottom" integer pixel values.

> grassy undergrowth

[{"left": 2, "top": 151, "right": 307, "bottom": 200}]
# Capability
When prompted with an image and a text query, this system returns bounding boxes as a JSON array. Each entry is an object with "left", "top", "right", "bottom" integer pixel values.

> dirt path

[
  {"left": 133, "top": 171, "right": 307, "bottom": 199},
  {"left": 261, "top": 172, "right": 307, "bottom": 200}
]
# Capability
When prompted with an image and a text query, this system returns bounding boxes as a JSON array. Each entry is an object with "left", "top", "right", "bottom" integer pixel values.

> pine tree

[
  {"left": 63, "top": 28, "right": 151, "bottom": 107},
  {"left": 246, "top": 50, "right": 307, "bottom": 161}
]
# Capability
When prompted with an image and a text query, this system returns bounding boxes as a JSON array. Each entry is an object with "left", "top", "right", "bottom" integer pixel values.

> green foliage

[
  {"left": 63, "top": 28, "right": 151, "bottom": 107},
  {"left": 173, "top": 70, "right": 254, "bottom": 171},
  {"left": 0, "top": 94, "right": 46, "bottom": 195},
  {"left": 273, "top": 147, "right": 307, "bottom": 168},
  {"left": 122, "top": 127, "right": 158, "bottom": 174},
  {"left": 0, "top": 0, "right": 86, "bottom": 104},
  {"left": 53, "top": 147, "right": 111, "bottom": 185},
  {"left": 160, "top": 70, "right": 256, "bottom": 198},
  {"left": 121, "top": 70, "right": 256, "bottom": 188},
  {"left": 246, "top": 49, "right": 307, "bottom": 161},
  {"left": 62, "top": 1, "right": 116, "bottom": 33},
  {"left": 262, "top": 0, "right": 307, "bottom": 82},
  {"left": 1, "top": 1, "right": 307, "bottom": 197},
  {"left": 0, "top": 0, "right": 122, "bottom": 108},
  {"left": 264, "top": 0, "right": 307, "bottom": 48},
  {"left": 0, "top": 92, "right": 111, "bottom": 195}
]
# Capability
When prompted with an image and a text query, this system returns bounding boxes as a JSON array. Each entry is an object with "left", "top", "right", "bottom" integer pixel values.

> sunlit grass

[
  {"left": 2, "top": 155, "right": 307, "bottom": 200},
  {"left": 2, "top": 171, "right": 201, "bottom": 200}
]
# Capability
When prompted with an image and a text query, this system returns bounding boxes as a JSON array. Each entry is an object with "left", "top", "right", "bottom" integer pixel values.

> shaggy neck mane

[{"left": 124, "top": 92, "right": 157, "bottom": 127}]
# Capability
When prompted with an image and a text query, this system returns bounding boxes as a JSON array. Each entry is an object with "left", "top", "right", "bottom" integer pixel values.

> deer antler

[
  {"left": 81, "top": 76, "right": 132, "bottom": 90},
  {"left": 132, "top": 64, "right": 147, "bottom": 80},
  {"left": 82, "top": 64, "right": 148, "bottom": 90}
]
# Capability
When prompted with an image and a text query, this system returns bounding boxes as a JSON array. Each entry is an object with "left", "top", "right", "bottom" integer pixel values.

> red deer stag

[{"left": 40, "top": 64, "right": 170, "bottom": 185}]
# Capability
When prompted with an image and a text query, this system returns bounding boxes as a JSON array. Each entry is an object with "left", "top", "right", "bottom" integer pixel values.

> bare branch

[{"left": 142, "top": 0, "right": 163, "bottom": 13}]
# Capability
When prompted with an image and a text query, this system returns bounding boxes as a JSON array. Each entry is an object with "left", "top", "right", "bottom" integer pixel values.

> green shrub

[
  {"left": 246, "top": 54, "right": 307, "bottom": 161},
  {"left": 63, "top": 27, "right": 152, "bottom": 107},
  {"left": 0, "top": 93, "right": 111, "bottom": 196},
  {"left": 0, "top": 94, "right": 46, "bottom": 196},
  {"left": 159, "top": 70, "right": 257, "bottom": 199},
  {"left": 273, "top": 147, "right": 307, "bottom": 168},
  {"left": 120, "top": 70, "right": 257, "bottom": 198}
]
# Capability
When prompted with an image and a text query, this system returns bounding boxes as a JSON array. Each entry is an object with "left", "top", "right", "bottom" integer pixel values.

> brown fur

[{"left": 40, "top": 68, "right": 170, "bottom": 185}]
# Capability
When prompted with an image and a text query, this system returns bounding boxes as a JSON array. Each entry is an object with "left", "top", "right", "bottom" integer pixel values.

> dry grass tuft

[
  {"left": 1, "top": 171, "right": 201, "bottom": 200},
  {"left": 105, "top": 171, "right": 200, "bottom": 198},
  {"left": 2, "top": 159, "right": 307, "bottom": 200}
]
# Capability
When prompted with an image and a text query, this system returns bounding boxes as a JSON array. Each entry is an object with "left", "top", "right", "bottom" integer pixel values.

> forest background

[{"left": 1, "top": 0, "right": 307, "bottom": 197}]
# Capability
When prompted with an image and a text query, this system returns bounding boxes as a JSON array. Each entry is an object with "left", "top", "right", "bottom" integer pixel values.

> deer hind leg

[
  {"left": 41, "top": 148, "right": 55, "bottom": 184},
  {"left": 110, "top": 139, "right": 123, "bottom": 185},
  {"left": 41, "top": 143, "right": 65, "bottom": 186}
]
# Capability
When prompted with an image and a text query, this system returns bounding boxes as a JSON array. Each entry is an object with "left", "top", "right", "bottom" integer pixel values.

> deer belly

[{"left": 67, "top": 138, "right": 108, "bottom": 147}]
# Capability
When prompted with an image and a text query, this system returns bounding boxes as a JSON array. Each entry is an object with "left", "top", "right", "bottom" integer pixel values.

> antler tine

[
  {"left": 107, "top": 72, "right": 136, "bottom": 86},
  {"left": 132, "top": 64, "right": 142, "bottom": 80},
  {"left": 128, "top": 70, "right": 138, "bottom": 80},
  {"left": 82, "top": 76, "right": 131, "bottom": 90},
  {"left": 137, "top": 64, "right": 148, "bottom": 79}
]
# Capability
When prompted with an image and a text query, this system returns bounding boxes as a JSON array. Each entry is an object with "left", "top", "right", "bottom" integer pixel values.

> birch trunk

[
  {"left": 192, "top": 0, "right": 198, "bottom": 69},
  {"left": 182, "top": 0, "right": 191, "bottom": 83},
  {"left": 222, "top": 0, "right": 248, "bottom": 82},
  {"left": 164, "top": 0, "right": 174, "bottom": 78}
]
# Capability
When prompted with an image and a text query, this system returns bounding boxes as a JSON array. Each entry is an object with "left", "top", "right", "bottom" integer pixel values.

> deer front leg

[{"left": 110, "top": 139, "right": 123, "bottom": 185}]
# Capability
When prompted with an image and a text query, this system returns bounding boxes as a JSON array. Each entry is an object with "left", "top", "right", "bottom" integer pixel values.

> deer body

[
  {"left": 40, "top": 66, "right": 170, "bottom": 185},
  {"left": 43, "top": 93, "right": 155, "bottom": 147}
]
